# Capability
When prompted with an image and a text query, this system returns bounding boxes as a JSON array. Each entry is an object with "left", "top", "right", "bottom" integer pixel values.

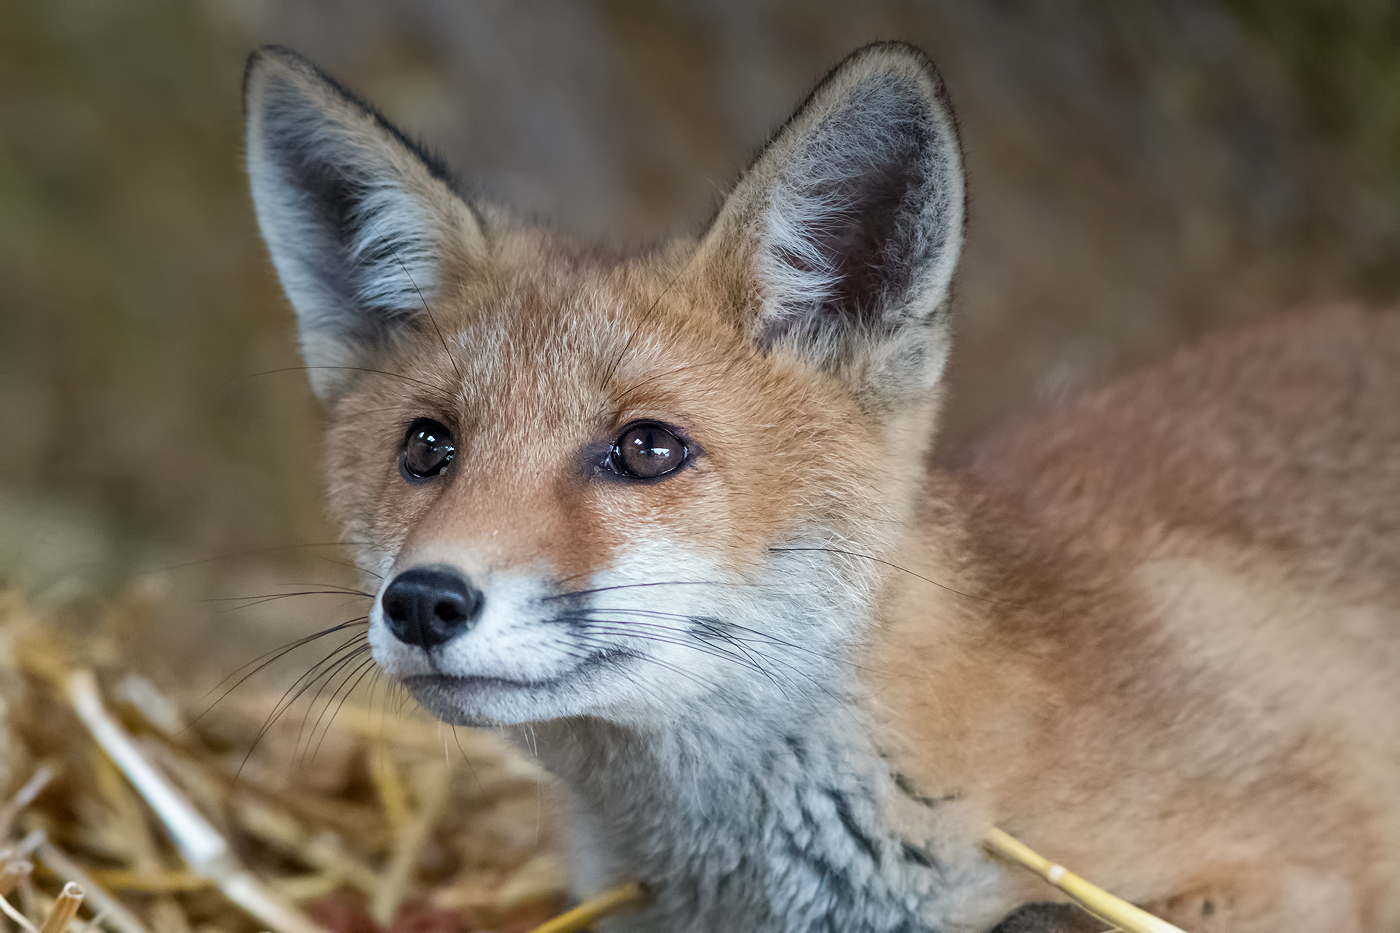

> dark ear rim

[
  {"left": 707, "top": 39, "right": 965, "bottom": 242},
  {"left": 695, "top": 40, "right": 966, "bottom": 355},
  {"left": 243, "top": 45, "right": 488, "bottom": 401},
  {"left": 738, "top": 40, "right": 963, "bottom": 201},
  {"left": 243, "top": 45, "right": 464, "bottom": 197}
]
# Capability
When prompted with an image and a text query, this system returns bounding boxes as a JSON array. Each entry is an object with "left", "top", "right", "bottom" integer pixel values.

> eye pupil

[
  {"left": 401, "top": 419, "right": 455, "bottom": 481},
  {"left": 612, "top": 422, "right": 686, "bottom": 479}
]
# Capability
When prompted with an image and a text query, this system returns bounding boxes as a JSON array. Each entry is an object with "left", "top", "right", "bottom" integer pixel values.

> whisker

[
  {"left": 566, "top": 622, "right": 791, "bottom": 694},
  {"left": 222, "top": 581, "right": 376, "bottom": 597},
  {"left": 565, "top": 616, "right": 858, "bottom": 716},
  {"left": 572, "top": 620, "right": 768, "bottom": 670},
  {"left": 328, "top": 404, "right": 425, "bottom": 425},
  {"left": 141, "top": 541, "right": 377, "bottom": 576},
  {"left": 304, "top": 655, "right": 379, "bottom": 766},
  {"left": 601, "top": 630, "right": 790, "bottom": 700},
  {"left": 769, "top": 545, "right": 1009, "bottom": 606},
  {"left": 578, "top": 606, "right": 846, "bottom": 664},
  {"left": 256, "top": 631, "right": 371, "bottom": 728},
  {"left": 288, "top": 648, "right": 374, "bottom": 770},
  {"left": 293, "top": 643, "right": 375, "bottom": 756},
  {"left": 202, "top": 588, "right": 375, "bottom": 611},
  {"left": 363, "top": 218, "right": 469, "bottom": 397},
  {"left": 688, "top": 619, "right": 797, "bottom": 688},
  {"left": 566, "top": 634, "right": 726, "bottom": 696},
  {"left": 278, "top": 635, "right": 373, "bottom": 718},
  {"left": 317, "top": 554, "right": 384, "bottom": 580},
  {"left": 577, "top": 621, "right": 801, "bottom": 700},
  {"left": 449, "top": 726, "right": 485, "bottom": 794},
  {"left": 236, "top": 636, "right": 372, "bottom": 779},
  {"left": 189, "top": 617, "right": 370, "bottom": 726},
  {"left": 543, "top": 580, "right": 765, "bottom": 602}
]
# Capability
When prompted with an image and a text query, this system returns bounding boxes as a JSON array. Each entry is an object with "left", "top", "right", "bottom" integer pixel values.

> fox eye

[
  {"left": 608, "top": 422, "right": 688, "bottom": 480},
  {"left": 401, "top": 419, "right": 455, "bottom": 482}
]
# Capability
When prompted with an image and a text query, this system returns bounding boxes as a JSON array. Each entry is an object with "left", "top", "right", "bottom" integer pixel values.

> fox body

[{"left": 244, "top": 43, "right": 1400, "bottom": 932}]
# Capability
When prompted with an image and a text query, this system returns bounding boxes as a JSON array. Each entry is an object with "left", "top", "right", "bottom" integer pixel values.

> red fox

[{"left": 243, "top": 42, "right": 1400, "bottom": 932}]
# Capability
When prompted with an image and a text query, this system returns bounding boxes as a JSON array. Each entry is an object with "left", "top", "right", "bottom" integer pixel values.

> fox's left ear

[{"left": 698, "top": 42, "right": 964, "bottom": 401}]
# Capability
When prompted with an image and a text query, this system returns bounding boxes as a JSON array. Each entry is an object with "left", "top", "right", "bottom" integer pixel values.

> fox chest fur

[{"left": 243, "top": 41, "right": 1400, "bottom": 933}]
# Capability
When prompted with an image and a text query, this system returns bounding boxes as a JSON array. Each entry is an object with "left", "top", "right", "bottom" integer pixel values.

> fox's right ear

[{"left": 244, "top": 46, "right": 483, "bottom": 400}]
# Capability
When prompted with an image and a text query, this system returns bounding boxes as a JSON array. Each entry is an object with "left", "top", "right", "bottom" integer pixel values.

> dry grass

[
  {"left": 0, "top": 584, "right": 1187, "bottom": 933},
  {"left": 0, "top": 589, "right": 574, "bottom": 933},
  {"left": 983, "top": 829, "right": 1185, "bottom": 933}
]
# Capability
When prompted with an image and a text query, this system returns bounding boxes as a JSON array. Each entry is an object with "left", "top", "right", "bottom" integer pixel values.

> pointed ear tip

[
  {"left": 845, "top": 40, "right": 933, "bottom": 64},
  {"left": 242, "top": 45, "right": 321, "bottom": 112},
  {"left": 829, "top": 41, "right": 952, "bottom": 103},
  {"left": 243, "top": 47, "right": 284, "bottom": 109},
  {"left": 245, "top": 44, "right": 310, "bottom": 75}
]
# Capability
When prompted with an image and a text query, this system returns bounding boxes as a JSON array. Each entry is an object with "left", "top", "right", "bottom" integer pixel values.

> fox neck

[{"left": 529, "top": 654, "right": 1000, "bottom": 933}]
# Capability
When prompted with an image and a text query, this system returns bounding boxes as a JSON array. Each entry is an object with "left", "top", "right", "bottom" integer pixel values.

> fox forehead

[
  {"left": 248, "top": 41, "right": 962, "bottom": 593},
  {"left": 339, "top": 250, "right": 793, "bottom": 445},
  {"left": 323, "top": 251, "right": 886, "bottom": 579}
]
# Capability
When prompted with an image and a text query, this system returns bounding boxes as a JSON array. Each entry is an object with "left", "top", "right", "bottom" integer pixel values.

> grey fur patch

[
  {"left": 703, "top": 42, "right": 965, "bottom": 399},
  {"left": 244, "top": 46, "right": 479, "bottom": 398}
]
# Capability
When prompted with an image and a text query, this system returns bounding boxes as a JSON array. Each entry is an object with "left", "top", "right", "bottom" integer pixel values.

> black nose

[{"left": 381, "top": 565, "right": 484, "bottom": 649}]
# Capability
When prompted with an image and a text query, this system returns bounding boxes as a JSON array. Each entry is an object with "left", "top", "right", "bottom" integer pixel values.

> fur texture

[{"left": 244, "top": 42, "right": 1400, "bottom": 933}]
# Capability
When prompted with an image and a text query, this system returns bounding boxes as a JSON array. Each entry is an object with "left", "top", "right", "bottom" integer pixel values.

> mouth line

[{"left": 401, "top": 648, "right": 630, "bottom": 694}]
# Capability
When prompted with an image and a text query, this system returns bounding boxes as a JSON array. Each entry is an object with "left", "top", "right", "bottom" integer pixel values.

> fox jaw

[{"left": 245, "top": 43, "right": 964, "bottom": 733}]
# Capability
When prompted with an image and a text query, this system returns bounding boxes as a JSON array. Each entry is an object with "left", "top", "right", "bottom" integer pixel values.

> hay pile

[
  {"left": 0, "top": 589, "right": 570, "bottom": 933},
  {"left": 0, "top": 585, "right": 1188, "bottom": 933}
]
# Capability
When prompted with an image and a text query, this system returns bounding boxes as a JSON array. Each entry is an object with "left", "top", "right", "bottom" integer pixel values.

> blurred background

[{"left": 2, "top": 0, "right": 1399, "bottom": 688}]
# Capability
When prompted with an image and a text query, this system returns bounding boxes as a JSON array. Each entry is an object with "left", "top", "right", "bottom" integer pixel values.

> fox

[{"left": 242, "top": 41, "right": 1400, "bottom": 933}]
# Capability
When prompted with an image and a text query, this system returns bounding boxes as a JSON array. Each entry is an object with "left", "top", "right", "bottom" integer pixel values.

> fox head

[{"left": 244, "top": 43, "right": 964, "bottom": 729}]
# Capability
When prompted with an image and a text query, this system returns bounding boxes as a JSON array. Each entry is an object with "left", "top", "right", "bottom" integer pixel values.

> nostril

[
  {"left": 434, "top": 599, "right": 466, "bottom": 625},
  {"left": 381, "top": 564, "right": 485, "bottom": 650},
  {"left": 383, "top": 591, "right": 410, "bottom": 623}
]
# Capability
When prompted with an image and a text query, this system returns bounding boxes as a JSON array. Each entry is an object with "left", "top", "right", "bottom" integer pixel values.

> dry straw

[
  {"left": 984, "top": 828, "right": 1188, "bottom": 933},
  {"left": 517, "top": 832, "right": 1190, "bottom": 933},
  {"left": 0, "top": 589, "right": 568, "bottom": 933},
  {"left": 66, "top": 669, "right": 328, "bottom": 933},
  {"left": 520, "top": 880, "right": 648, "bottom": 933},
  {"left": 38, "top": 882, "right": 85, "bottom": 933},
  {"left": 0, "top": 588, "right": 1188, "bottom": 933}
]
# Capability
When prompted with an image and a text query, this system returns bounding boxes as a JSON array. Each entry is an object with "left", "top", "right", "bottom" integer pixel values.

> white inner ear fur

[
  {"left": 707, "top": 49, "right": 965, "bottom": 395},
  {"left": 252, "top": 147, "right": 445, "bottom": 388},
  {"left": 759, "top": 72, "right": 963, "bottom": 327},
  {"left": 245, "top": 51, "right": 480, "bottom": 399}
]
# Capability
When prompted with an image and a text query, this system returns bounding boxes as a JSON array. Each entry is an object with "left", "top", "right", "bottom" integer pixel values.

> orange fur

[
  {"left": 869, "top": 307, "right": 1400, "bottom": 930},
  {"left": 245, "top": 42, "right": 1400, "bottom": 932}
]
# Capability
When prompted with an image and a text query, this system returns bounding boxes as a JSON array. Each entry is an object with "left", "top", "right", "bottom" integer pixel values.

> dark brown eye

[
  {"left": 608, "top": 422, "right": 688, "bottom": 480},
  {"left": 401, "top": 419, "right": 455, "bottom": 481}
]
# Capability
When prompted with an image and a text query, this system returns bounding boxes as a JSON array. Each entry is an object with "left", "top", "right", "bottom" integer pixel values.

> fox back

[{"left": 243, "top": 43, "right": 1400, "bottom": 933}]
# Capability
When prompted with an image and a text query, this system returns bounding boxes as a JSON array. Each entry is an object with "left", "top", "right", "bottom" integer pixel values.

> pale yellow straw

[
  {"left": 523, "top": 880, "right": 648, "bottom": 933},
  {"left": 524, "top": 829, "right": 1189, "bottom": 933},
  {"left": 984, "top": 828, "right": 1188, "bottom": 933}
]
